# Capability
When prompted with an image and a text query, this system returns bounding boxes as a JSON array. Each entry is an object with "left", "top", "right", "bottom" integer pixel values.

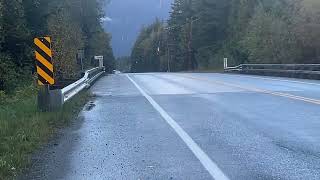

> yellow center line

[{"left": 175, "top": 74, "right": 320, "bottom": 105}]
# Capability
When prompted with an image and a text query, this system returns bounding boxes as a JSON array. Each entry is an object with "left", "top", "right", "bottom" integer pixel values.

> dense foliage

[
  {"left": 0, "top": 0, "right": 115, "bottom": 93},
  {"left": 131, "top": 0, "right": 320, "bottom": 72},
  {"left": 131, "top": 20, "right": 168, "bottom": 73}
]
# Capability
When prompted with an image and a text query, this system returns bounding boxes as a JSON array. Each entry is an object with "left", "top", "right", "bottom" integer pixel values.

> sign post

[
  {"left": 224, "top": 58, "right": 228, "bottom": 69},
  {"left": 77, "top": 49, "right": 84, "bottom": 71},
  {"left": 94, "top": 55, "right": 104, "bottom": 68},
  {"left": 34, "top": 37, "right": 54, "bottom": 85},
  {"left": 34, "top": 36, "right": 54, "bottom": 111}
]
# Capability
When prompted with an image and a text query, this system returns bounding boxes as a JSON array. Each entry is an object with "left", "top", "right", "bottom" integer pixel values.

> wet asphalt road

[{"left": 21, "top": 73, "right": 320, "bottom": 180}]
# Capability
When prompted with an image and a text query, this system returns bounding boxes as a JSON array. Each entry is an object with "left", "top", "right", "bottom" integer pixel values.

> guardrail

[
  {"left": 224, "top": 63, "right": 320, "bottom": 80},
  {"left": 38, "top": 67, "right": 105, "bottom": 111},
  {"left": 61, "top": 67, "right": 104, "bottom": 103}
]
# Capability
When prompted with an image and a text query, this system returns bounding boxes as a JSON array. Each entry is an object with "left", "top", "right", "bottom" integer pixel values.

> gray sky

[{"left": 103, "top": 0, "right": 172, "bottom": 57}]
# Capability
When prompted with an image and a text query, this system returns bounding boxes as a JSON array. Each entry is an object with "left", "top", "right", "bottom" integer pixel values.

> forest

[
  {"left": 0, "top": 0, "right": 115, "bottom": 94},
  {"left": 0, "top": 1, "right": 115, "bottom": 178},
  {"left": 130, "top": 0, "right": 320, "bottom": 72}
]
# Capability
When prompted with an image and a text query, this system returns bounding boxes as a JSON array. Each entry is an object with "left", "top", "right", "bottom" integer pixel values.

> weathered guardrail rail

[
  {"left": 38, "top": 67, "right": 105, "bottom": 111},
  {"left": 224, "top": 63, "right": 320, "bottom": 80}
]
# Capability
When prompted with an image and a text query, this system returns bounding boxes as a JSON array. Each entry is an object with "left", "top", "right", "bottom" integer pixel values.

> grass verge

[{"left": 0, "top": 84, "right": 90, "bottom": 180}]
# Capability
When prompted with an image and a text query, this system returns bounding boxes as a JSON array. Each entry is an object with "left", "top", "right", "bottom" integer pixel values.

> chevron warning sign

[{"left": 34, "top": 37, "right": 54, "bottom": 85}]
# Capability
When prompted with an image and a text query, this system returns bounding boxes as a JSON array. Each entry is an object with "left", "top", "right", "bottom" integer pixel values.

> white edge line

[{"left": 126, "top": 74, "right": 229, "bottom": 180}]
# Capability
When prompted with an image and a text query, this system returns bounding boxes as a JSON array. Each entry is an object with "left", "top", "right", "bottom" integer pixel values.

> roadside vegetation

[
  {"left": 0, "top": 0, "right": 115, "bottom": 94},
  {"left": 0, "top": 0, "right": 114, "bottom": 179},
  {"left": 0, "top": 82, "right": 90, "bottom": 179},
  {"left": 130, "top": 0, "right": 320, "bottom": 72}
]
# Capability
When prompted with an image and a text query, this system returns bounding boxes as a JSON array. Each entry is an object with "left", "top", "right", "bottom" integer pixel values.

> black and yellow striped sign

[{"left": 34, "top": 37, "right": 54, "bottom": 85}]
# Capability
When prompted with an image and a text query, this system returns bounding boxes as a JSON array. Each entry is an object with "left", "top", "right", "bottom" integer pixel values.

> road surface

[{"left": 21, "top": 73, "right": 320, "bottom": 180}]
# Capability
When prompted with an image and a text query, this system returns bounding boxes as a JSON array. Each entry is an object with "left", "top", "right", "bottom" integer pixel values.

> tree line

[
  {"left": 0, "top": 0, "right": 114, "bottom": 93},
  {"left": 130, "top": 0, "right": 320, "bottom": 72}
]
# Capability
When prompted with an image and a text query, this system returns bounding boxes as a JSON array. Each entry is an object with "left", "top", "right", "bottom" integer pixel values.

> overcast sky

[{"left": 103, "top": 0, "right": 172, "bottom": 57}]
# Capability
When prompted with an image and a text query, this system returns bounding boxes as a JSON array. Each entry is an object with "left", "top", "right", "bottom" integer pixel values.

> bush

[{"left": 0, "top": 55, "right": 19, "bottom": 94}]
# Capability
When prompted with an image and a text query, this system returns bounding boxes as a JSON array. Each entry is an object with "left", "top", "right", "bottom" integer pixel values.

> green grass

[{"left": 0, "top": 84, "right": 90, "bottom": 180}]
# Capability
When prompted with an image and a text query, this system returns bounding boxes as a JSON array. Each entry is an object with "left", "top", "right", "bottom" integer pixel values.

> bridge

[{"left": 22, "top": 72, "right": 320, "bottom": 180}]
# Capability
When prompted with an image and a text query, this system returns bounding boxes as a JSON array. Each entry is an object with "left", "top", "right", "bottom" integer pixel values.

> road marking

[
  {"left": 126, "top": 74, "right": 229, "bottom": 180},
  {"left": 176, "top": 74, "right": 320, "bottom": 105},
  {"left": 221, "top": 73, "right": 320, "bottom": 87}
]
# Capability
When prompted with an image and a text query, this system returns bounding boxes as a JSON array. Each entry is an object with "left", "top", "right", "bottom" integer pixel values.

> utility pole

[
  {"left": 187, "top": 17, "right": 193, "bottom": 70},
  {"left": 187, "top": 16, "right": 199, "bottom": 70},
  {"left": 167, "top": 43, "right": 171, "bottom": 72},
  {"left": 165, "top": 29, "right": 171, "bottom": 72},
  {"left": 164, "top": 8, "right": 200, "bottom": 71}
]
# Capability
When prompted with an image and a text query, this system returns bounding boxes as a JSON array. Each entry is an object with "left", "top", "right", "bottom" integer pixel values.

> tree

[
  {"left": 132, "top": 0, "right": 320, "bottom": 72},
  {"left": 0, "top": 0, "right": 32, "bottom": 93},
  {"left": 293, "top": 0, "right": 320, "bottom": 63},
  {"left": 47, "top": 5, "right": 84, "bottom": 79},
  {"left": 242, "top": 5, "right": 300, "bottom": 64},
  {"left": 0, "top": 0, "right": 115, "bottom": 93},
  {"left": 131, "top": 20, "right": 165, "bottom": 72}
]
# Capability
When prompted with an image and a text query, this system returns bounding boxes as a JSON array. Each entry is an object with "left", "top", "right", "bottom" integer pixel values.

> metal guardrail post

[
  {"left": 38, "top": 85, "right": 50, "bottom": 111},
  {"left": 38, "top": 87, "right": 63, "bottom": 111},
  {"left": 37, "top": 66, "right": 105, "bottom": 112},
  {"left": 49, "top": 89, "right": 63, "bottom": 110},
  {"left": 224, "top": 58, "right": 228, "bottom": 69}
]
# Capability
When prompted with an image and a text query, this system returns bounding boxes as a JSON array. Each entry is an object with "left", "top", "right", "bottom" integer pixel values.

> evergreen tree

[
  {"left": 131, "top": 0, "right": 320, "bottom": 72},
  {"left": 0, "top": 0, "right": 115, "bottom": 93}
]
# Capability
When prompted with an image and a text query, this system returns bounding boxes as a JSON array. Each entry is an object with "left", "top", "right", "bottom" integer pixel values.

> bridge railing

[
  {"left": 224, "top": 63, "right": 320, "bottom": 79},
  {"left": 38, "top": 67, "right": 105, "bottom": 111},
  {"left": 61, "top": 67, "right": 104, "bottom": 103}
]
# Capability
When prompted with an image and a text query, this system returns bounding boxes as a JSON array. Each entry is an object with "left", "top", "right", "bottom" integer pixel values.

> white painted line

[
  {"left": 177, "top": 74, "right": 320, "bottom": 105},
  {"left": 221, "top": 73, "right": 320, "bottom": 86},
  {"left": 126, "top": 74, "right": 229, "bottom": 180}
]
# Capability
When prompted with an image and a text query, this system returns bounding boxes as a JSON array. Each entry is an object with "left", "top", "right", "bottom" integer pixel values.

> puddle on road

[
  {"left": 90, "top": 93, "right": 101, "bottom": 98},
  {"left": 91, "top": 92, "right": 113, "bottom": 97},
  {"left": 84, "top": 101, "right": 96, "bottom": 111}
]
